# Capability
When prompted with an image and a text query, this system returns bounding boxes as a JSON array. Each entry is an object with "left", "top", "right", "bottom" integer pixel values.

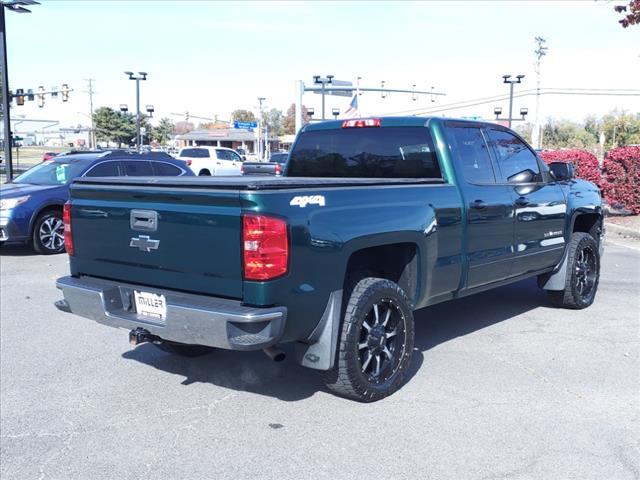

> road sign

[
  {"left": 234, "top": 121, "right": 257, "bottom": 130},
  {"left": 312, "top": 79, "right": 353, "bottom": 97}
]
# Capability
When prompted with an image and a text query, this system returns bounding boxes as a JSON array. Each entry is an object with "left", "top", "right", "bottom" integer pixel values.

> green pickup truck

[{"left": 55, "top": 117, "right": 604, "bottom": 402}]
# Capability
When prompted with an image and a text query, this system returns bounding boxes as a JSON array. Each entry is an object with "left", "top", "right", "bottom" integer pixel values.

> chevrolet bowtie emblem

[{"left": 130, "top": 235, "right": 160, "bottom": 252}]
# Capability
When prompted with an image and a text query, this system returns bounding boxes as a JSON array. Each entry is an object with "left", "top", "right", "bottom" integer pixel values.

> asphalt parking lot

[{"left": 1, "top": 240, "right": 638, "bottom": 480}]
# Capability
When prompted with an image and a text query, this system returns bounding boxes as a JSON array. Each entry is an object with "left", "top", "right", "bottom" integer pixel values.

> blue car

[{"left": 0, "top": 150, "right": 193, "bottom": 254}]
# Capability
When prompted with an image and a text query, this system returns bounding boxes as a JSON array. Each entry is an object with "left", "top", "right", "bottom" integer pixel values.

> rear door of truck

[{"left": 69, "top": 179, "right": 243, "bottom": 299}]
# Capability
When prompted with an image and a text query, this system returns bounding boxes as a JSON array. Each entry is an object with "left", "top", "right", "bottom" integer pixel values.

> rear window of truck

[{"left": 287, "top": 127, "right": 441, "bottom": 178}]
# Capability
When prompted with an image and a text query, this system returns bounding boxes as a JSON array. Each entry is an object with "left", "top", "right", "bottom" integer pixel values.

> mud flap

[
  {"left": 294, "top": 290, "right": 342, "bottom": 371},
  {"left": 539, "top": 253, "right": 568, "bottom": 291}
]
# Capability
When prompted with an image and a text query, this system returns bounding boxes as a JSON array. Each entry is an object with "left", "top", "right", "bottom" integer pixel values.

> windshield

[
  {"left": 270, "top": 153, "right": 288, "bottom": 164},
  {"left": 12, "top": 160, "right": 89, "bottom": 185},
  {"left": 287, "top": 127, "right": 442, "bottom": 178}
]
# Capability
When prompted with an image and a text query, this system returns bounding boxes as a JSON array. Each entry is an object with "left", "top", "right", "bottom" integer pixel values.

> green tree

[
  {"left": 231, "top": 109, "right": 256, "bottom": 123},
  {"left": 541, "top": 119, "right": 597, "bottom": 149},
  {"left": 93, "top": 106, "right": 136, "bottom": 147},
  {"left": 261, "top": 108, "right": 284, "bottom": 137},
  {"left": 152, "top": 117, "right": 175, "bottom": 144},
  {"left": 600, "top": 110, "right": 640, "bottom": 148}
]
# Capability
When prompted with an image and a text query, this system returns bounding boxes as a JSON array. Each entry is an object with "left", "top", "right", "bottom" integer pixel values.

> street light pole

[
  {"left": 502, "top": 74, "right": 525, "bottom": 128},
  {"left": 1, "top": 1, "right": 39, "bottom": 179},
  {"left": 313, "top": 75, "right": 334, "bottom": 120},
  {"left": 124, "top": 71, "right": 147, "bottom": 151},
  {"left": 0, "top": 5, "right": 12, "bottom": 179}
]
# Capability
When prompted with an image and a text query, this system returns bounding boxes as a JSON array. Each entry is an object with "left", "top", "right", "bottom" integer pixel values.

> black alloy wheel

[
  {"left": 325, "top": 277, "right": 415, "bottom": 402},
  {"left": 548, "top": 232, "right": 600, "bottom": 309},
  {"left": 358, "top": 298, "right": 407, "bottom": 384}
]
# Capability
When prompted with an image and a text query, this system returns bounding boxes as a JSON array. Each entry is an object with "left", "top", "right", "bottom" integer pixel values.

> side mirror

[{"left": 549, "top": 162, "right": 575, "bottom": 181}]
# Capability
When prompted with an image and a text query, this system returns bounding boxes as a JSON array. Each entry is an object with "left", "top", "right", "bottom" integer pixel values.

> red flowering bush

[
  {"left": 538, "top": 149, "right": 602, "bottom": 186},
  {"left": 601, "top": 146, "right": 640, "bottom": 214}
]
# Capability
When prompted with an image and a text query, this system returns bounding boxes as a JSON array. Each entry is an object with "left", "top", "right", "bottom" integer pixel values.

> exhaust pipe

[{"left": 263, "top": 346, "right": 286, "bottom": 362}]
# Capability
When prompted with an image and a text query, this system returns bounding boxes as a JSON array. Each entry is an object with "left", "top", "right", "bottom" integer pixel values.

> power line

[{"left": 378, "top": 88, "right": 640, "bottom": 117}]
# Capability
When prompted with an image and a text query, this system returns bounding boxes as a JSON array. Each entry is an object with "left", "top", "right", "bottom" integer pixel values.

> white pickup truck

[{"left": 176, "top": 146, "right": 244, "bottom": 176}]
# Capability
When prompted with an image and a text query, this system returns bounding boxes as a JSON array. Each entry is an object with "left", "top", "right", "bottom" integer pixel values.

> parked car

[
  {"left": 176, "top": 146, "right": 244, "bottom": 176},
  {"left": 241, "top": 152, "right": 288, "bottom": 176},
  {"left": 55, "top": 117, "right": 604, "bottom": 402},
  {"left": 42, "top": 152, "right": 59, "bottom": 162},
  {"left": 0, "top": 150, "right": 193, "bottom": 254}
]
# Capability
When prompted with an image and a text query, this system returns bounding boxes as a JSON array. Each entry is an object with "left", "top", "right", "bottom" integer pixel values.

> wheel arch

[
  {"left": 342, "top": 241, "right": 421, "bottom": 307},
  {"left": 29, "top": 202, "right": 65, "bottom": 236}
]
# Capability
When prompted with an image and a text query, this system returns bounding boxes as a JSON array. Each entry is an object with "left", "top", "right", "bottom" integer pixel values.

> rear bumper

[{"left": 55, "top": 275, "right": 286, "bottom": 350}]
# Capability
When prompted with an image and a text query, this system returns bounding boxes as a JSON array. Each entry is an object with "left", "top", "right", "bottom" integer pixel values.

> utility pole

[
  {"left": 533, "top": 36, "right": 547, "bottom": 148},
  {"left": 257, "top": 96, "right": 265, "bottom": 161},
  {"left": 85, "top": 78, "right": 95, "bottom": 149}
]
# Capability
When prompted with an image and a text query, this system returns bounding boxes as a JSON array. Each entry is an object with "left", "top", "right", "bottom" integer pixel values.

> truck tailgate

[{"left": 69, "top": 182, "right": 243, "bottom": 299}]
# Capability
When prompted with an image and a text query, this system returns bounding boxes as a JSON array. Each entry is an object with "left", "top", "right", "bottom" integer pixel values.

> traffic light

[
  {"left": 16, "top": 88, "right": 25, "bottom": 106},
  {"left": 37, "top": 86, "right": 45, "bottom": 108},
  {"left": 27, "top": 89, "right": 34, "bottom": 101},
  {"left": 61, "top": 84, "right": 69, "bottom": 102},
  {"left": 51, "top": 86, "right": 58, "bottom": 98}
]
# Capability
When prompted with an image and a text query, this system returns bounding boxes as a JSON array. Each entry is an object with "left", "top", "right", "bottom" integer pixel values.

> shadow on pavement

[
  {"left": 0, "top": 243, "right": 40, "bottom": 257},
  {"left": 122, "top": 278, "right": 548, "bottom": 402}
]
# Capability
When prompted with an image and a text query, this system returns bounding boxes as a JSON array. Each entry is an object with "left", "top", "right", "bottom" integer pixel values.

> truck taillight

[
  {"left": 242, "top": 214, "right": 288, "bottom": 281},
  {"left": 63, "top": 202, "right": 74, "bottom": 256},
  {"left": 342, "top": 118, "right": 381, "bottom": 128},
  {"left": 274, "top": 163, "right": 282, "bottom": 175},
  {"left": 240, "top": 163, "right": 245, "bottom": 174},
  {"left": 186, "top": 159, "right": 192, "bottom": 166}
]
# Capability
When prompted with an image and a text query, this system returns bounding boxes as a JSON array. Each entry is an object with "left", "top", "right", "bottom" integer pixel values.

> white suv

[{"left": 177, "top": 147, "right": 244, "bottom": 176}]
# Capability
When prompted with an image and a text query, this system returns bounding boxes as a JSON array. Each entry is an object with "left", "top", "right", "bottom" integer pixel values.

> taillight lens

[
  {"left": 186, "top": 159, "right": 192, "bottom": 166},
  {"left": 342, "top": 118, "right": 381, "bottom": 128},
  {"left": 242, "top": 214, "right": 288, "bottom": 281},
  {"left": 63, "top": 202, "right": 74, "bottom": 256},
  {"left": 240, "top": 163, "right": 245, "bottom": 174},
  {"left": 274, "top": 164, "right": 282, "bottom": 175}
]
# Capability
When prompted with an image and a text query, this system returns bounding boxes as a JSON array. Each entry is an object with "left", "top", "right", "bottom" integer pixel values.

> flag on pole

[{"left": 343, "top": 95, "right": 359, "bottom": 118}]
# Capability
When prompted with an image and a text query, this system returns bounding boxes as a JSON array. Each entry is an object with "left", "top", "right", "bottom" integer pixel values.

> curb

[{"left": 605, "top": 222, "right": 640, "bottom": 241}]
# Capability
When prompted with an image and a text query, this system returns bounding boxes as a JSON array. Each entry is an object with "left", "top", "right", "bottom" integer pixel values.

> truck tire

[
  {"left": 198, "top": 169, "right": 211, "bottom": 176},
  {"left": 32, "top": 211, "right": 66, "bottom": 255},
  {"left": 324, "top": 277, "right": 415, "bottom": 402},
  {"left": 547, "top": 232, "right": 600, "bottom": 309},
  {"left": 154, "top": 341, "right": 215, "bottom": 357}
]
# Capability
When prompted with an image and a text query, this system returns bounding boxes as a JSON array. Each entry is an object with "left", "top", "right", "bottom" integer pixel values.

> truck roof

[{"left": 301, "top": 116, "right": 506, "bottom": 132}]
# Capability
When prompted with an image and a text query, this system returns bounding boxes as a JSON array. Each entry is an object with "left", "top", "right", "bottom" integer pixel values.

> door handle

[
  {"left": 470, "top": 200, "right": 487, "bottom": 210},
  {"left": 216, "top": 162, "right": 221, "bottom": 165},
  {"left": 515, "top": 197, "right": 529, "bottom": 207}
]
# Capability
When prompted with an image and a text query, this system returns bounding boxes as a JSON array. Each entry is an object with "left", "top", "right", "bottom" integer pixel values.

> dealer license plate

[{"left": 133, "top": 290, "right": 167, "bottom": 321}]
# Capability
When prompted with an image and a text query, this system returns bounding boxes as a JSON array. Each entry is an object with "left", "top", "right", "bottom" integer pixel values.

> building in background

[{"left": 176, "top": 128, "right": 279, "bottom": 155}]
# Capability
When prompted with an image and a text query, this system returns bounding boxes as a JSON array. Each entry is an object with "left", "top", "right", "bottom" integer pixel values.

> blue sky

[{"left": 6, "top": 0, "right": 640, "bottom": 128}]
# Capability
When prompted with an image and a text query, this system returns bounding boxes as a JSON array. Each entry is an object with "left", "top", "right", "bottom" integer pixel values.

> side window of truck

[
  {"left": 449, "top": 127, "right": 496, "bottom": 184},
  {"left": 486, "top": 129, "right": 541, "bottom": 183}
]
